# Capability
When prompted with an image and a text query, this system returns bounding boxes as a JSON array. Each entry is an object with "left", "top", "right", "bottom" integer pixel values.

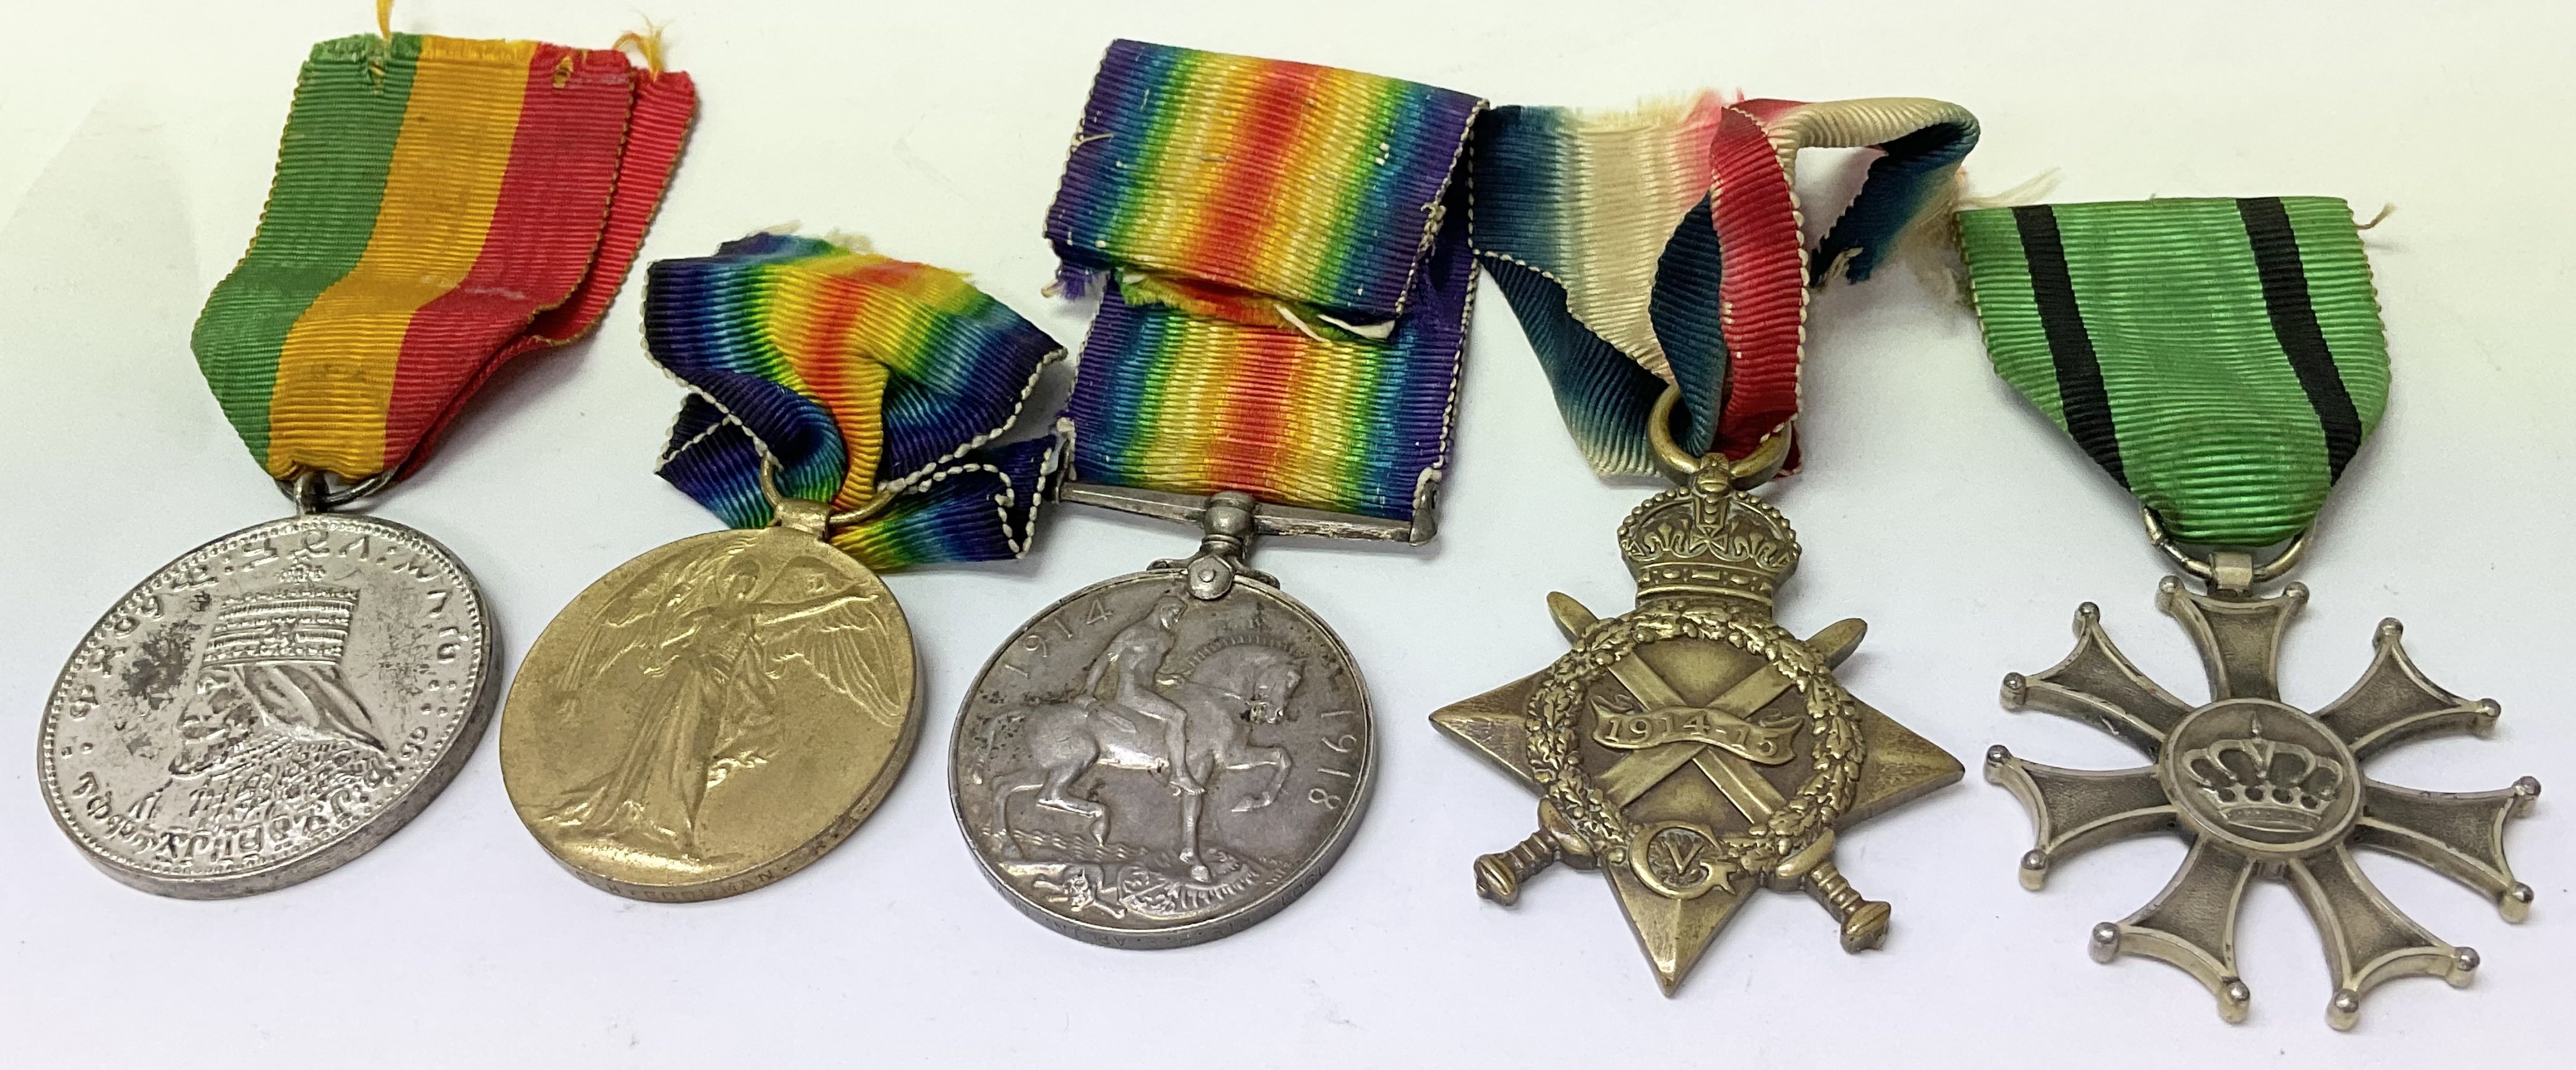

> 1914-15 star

[
  {"left": 1436, "top": 591, "right": 1961, "bottom": 993},
  {"left": 1987, "top": 575, "right": 2539, "bottom": 1029}
]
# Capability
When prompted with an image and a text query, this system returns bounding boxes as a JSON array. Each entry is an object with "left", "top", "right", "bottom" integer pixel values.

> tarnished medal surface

[
  {"left": 40, "top": 513, "right": 494, "bottom": 898},
  {"left": 1988, "top": 568, "right": 2540, "bottom": 1029},
  {"left": 501, "top": 508, "right": 917, "bottom": 903},
  {"left": 952, "top": 494, "right": 1374, "bottom": 949},
  {"left": 1434, "top": 456, "right": 1963, "bottom": 993}
]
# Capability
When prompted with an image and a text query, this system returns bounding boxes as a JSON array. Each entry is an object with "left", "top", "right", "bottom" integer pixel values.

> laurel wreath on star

[{"left": 1524, "top": 601, "right": 1866, "bottom": 878}]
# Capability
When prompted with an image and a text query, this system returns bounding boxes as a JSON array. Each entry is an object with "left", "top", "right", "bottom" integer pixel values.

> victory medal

[
  {"left": 949, "top": 41, "right": 1482, "bottom": 948},
  {"left": 1438, "top": 95, "right": 1979, "bottom": 991},
  {"left": 500, "top": 235, "right": 1065, "bottom": 901},
  {"left": 38, "top": 24, "right": 692, "bottom": 897},
  {"left": 1959, "top": 198, "right": 2540, "bottom": 1028}
]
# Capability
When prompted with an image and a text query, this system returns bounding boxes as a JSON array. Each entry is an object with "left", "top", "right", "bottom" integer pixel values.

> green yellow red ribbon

[{"left": 192, "top": 31, "right": 695, "bottom": 483}]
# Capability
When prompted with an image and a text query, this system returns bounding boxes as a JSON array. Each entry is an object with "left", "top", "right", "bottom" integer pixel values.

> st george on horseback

[{"left": 976, "top": 594, "right": 1302, "bottom": 883}]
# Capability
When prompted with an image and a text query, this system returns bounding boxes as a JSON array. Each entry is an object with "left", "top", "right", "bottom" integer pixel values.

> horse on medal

[{"left": 976, "top": 596, "right": 1301, "bottom": 883}]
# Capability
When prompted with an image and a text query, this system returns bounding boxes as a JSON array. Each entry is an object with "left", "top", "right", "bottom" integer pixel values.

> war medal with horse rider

[
  {"left": 954, "top": 494, "right": 1374, "bottom": 949},
  {"left": 949, "top": 42, "right": 1485, "bottom": 947}
]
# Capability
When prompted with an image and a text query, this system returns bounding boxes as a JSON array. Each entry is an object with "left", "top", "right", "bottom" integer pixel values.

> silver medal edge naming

[
  {"left": 949, "top": 569, "right": 1377, "bottom": 950},
  {"left": 37, "top": 513, "right": 498, "bottom": 899}
]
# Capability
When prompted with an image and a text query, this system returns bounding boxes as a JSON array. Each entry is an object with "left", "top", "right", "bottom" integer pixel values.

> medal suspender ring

[
  {"left": 1644, "top": 384, "right": 1794, "bottom": 489},
  {"left": 273, "top": 468, "right": 395, "bottom": 513},
  {"left": 2142, "top": 506, "right": 2312, "bottom": 592}
]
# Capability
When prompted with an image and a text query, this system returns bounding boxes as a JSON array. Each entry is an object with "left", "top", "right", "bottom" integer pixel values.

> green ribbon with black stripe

[{"left": 1957, "top": 197, "right": 2389, "bottom": 547}]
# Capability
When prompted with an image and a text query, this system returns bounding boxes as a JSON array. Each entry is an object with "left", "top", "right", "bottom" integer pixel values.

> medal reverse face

[
  {"left": 500, "top": 526, "right": 919, "bottom": 902},
  {"left": 951, "top": 570, "right": 1374, "bottom": 949},
  {"left": 40, "top": 513, "right": 495, "bottom": 897}
]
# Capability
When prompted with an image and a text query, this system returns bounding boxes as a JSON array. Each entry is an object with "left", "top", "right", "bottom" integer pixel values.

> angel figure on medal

[{"left": 538, "top": 542, "right": 901, "bottom": 865}]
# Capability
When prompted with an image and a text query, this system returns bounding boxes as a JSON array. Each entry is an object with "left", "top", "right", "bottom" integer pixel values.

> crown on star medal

[{"left": 1616, "top": 467, "right": 1800, "bottom": 606}]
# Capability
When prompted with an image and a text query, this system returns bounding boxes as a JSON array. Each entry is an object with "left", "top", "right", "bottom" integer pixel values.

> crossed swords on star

[{"left": 1483, "top": 593, "right": 1889, "bottom": 952}]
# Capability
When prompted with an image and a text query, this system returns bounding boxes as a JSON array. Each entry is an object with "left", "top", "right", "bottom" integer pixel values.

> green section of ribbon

[
  {"left": 189, "top": 34, "right": 419, "bottom": 460},
  {"left": 2280, "top": 198, "right": 2391, "bottom": 419},
  {"left": 1958, "top": 197, "right": 2387, "bottom": 547}
]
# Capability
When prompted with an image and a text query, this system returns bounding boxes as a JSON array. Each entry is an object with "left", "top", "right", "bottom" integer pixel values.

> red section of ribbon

[
  {"left": 1193, "top": 61, "right": 1326, "bottom": 288},
  {"left": 381, "top": 45, "right": 640, "bottom": 472},
  {"left": 394, "top": 65, "right": 698, "bottom": 477},
  {"left": 1706, "top": 100, "right": 1808, "bottom": 463}
]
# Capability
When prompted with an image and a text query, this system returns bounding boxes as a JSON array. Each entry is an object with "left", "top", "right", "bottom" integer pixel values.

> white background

[{"left": 2, "top": 1, "right": 2569, "bottom": 1065}]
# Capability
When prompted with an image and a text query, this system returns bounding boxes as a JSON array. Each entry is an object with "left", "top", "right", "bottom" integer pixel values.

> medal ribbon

[
  {"left": 1956, "top": 198, "right": 2388, "bottom": 547},
  {"left": 1473, "top": 95, "right": 1979, "bottom": 473},
  {"left": 645, "top": 233, "right": 1066, "bottom": 570},
  {"left": 192, "top": 32, "right": 696, "bottom": 482},
  {"left": 1046, "top": 40, "right": 1484, "bottom": 522}
]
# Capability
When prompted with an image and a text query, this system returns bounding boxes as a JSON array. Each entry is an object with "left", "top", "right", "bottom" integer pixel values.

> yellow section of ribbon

[{"left": 266, "top": 36, "right": 535, "bottom": 477}]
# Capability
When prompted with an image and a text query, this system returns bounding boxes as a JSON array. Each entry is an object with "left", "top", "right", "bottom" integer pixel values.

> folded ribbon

[
  {"left": 1046, "top": 40, "right": 1484, "bottom": 523},
  {"left": 1473, "top": 94, "right": 1978, "bottom": 474},
  {"left": 645, "top": 233, "right": 1066, "bottom": 570},
  {"left": 194, "top": 32, "right": 696, "bottom": 482}
]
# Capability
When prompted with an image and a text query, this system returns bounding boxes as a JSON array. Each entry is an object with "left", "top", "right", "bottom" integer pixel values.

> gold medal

[
  {"left": 501, "top": 499, "right": 916, "bottom": 902},
  {"left": 494, "top": 232, "right": 1066, "bottom": 901}
]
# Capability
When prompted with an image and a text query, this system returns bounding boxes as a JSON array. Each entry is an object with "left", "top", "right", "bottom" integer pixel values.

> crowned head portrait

[{"left": 171, "top": 564, "right": 390, "bottom": 778}]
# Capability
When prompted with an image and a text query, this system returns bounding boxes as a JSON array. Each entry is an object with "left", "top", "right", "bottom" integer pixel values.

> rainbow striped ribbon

[
  {"left": 1046, "top": 40, "right": 1483, "bottom": 522},
  {"left": 193, "top": 32, "right": 694, "bottom": 483},
  {"left": 1473, "top": 95, "right": 1978, "bottom": 474},
  {"left": 646, "top": 233, "right": 1066, "bottom": 570}
]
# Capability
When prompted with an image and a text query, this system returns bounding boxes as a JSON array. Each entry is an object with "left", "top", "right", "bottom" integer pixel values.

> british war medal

[
  {"left": 499, "top": 235, "right": 1064, "bottom": 901},
  {"left": 949, "top": 40, "right": 1482, "bottom": 948},
  {"left": 1959, "top": 198, "right": 2540, "bottom": 1028},
  {"left": 40, "top": 23, "right": 694, "bottom": 896},
  {"left": 1436, "top": 95, "right": 1979, "bottom": 992}
]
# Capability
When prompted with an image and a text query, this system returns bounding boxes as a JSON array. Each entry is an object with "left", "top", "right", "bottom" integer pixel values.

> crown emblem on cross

[{"left": 2180, "top": 717, "right": 2347, "bottom": 834}]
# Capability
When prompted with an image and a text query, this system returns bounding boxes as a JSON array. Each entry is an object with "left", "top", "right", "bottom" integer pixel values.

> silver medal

[
  {"left": 951, "top": 492, "right": 1376, "bottom": 948},
  {"left": 40, "top": 511, "right": 494, "bottom": 897}
]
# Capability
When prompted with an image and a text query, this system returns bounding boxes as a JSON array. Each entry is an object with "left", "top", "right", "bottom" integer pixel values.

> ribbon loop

[
  {"left": 193, "top": 32, "right": 695, "bottom": 483},
  {"left": 1956, "top": 198, "right": 2388, "bottom": 547},
  {"left": 644, "top": 233, "right": 1067, "bottom": 570},
  {"left": 1047, "top": 40, "right": 1484, "bottom": 524},
  {"left": 1473, "top": 94, "right": 1977, "bottom": 476}
]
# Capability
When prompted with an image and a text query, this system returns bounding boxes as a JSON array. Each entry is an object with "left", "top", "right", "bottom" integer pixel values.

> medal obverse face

[
  {"left": 40, "top": 513, "right": 495, "bottom": 898},
  {"left": 1988, "top": 580, "right": 2541, "bottom": 1030},
  {"left": 1432, "top": 472, "right": 1965, "bottom": 993},
  {"left": 500, "top": 526, "right": 918, "bottom": 902},
  {"left": 951, "top": 571, "right": 1374, "bottom": 949}
]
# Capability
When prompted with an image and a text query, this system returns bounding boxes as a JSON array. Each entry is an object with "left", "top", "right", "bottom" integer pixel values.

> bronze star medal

[{"left": 1434, "top": 430, "right": 1962, "bottom": 993}]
